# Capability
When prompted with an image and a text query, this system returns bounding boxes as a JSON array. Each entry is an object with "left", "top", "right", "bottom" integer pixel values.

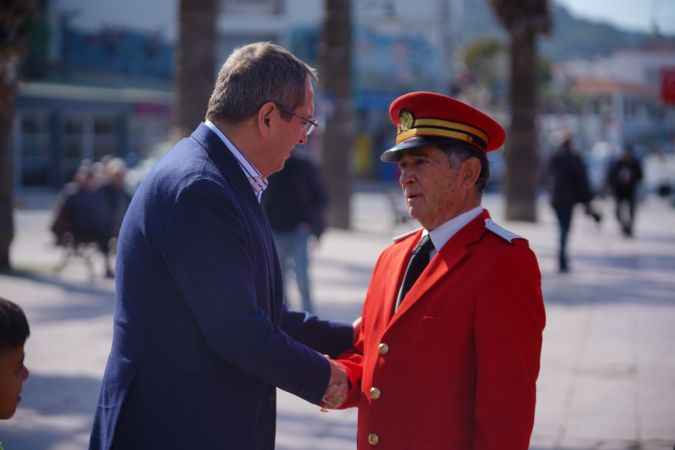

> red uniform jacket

[{"left": 338, "top": 210, "right": 545, "bottom": 450}]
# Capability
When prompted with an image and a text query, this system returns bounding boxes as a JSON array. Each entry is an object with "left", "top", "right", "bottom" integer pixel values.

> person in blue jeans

[
  {"left": 606, "top": 145, "right": 643, "bottom": 237},
  {"left": 263, "top": 152, "right": 327, "bottom": 313}
]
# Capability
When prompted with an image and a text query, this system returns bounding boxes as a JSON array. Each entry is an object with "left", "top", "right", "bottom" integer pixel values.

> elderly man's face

[{"left": 397, "top": 145, "right": 478, "bottom": 230}]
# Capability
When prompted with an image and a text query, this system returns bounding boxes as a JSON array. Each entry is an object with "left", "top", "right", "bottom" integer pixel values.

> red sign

[{"left": 662, "top": 67, "right": 675, "bottom": 105}]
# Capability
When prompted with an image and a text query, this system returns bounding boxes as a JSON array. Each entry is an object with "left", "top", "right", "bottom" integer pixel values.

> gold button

[
  {"left": 369, "top": 387, "right": 381, "bottom": 400},
  {"left": 368, "top": 433, "right": 380, "bottom": 446},
  {"left": 378, "top": 342, "right": 389, "bottom": 355}
]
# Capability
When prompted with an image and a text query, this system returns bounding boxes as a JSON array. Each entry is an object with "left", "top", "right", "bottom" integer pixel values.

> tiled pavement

[{"left": 1, "top": 189, "right": 674, "bottom": 450}]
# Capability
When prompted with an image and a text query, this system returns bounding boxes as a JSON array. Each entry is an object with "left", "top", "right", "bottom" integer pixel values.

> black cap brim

[{"left": 380, "top": 136, "right": 457, "bottom": 162}]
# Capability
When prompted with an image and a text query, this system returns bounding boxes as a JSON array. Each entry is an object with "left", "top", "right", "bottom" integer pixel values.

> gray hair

[
  {"left": 205, "top": 42, "right": 318, "bottom": 124},
  {"left": 437, "top": 141, "right": 490, "bottom": 193}
]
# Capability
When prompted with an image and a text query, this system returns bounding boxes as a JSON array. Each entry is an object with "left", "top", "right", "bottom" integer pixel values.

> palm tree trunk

[
  {"left": 504, "top": 29, "right": 538, "bottom": 222},
  {"left": 319, "top": 0, "right": 354, "bottom": 229},
  {"left": 0, "top": 55, "right": 19, "bottom": 271},
  {"left": 175, "top": 0, "right": 217, "bottom": 137}
]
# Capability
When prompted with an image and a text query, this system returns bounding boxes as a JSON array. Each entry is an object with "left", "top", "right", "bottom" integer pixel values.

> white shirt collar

[
  {"left": 423, "top": 206, "right": 484, "bottom": 255},
  {"left": 204, "top": 120, "right": 268, "bottom": 203}
]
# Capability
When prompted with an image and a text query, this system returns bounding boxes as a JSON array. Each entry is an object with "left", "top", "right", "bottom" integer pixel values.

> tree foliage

[
  {"left": 463, "top": 37, "right": 506, "bottom": 99},
  {"left": 464, "top": 38, "right": 504, "bottom": 70}
]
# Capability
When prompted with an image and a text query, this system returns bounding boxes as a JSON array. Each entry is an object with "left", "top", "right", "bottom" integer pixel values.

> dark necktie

[{"left": 395, "top": 234, "right": 435, "bottom": 311}]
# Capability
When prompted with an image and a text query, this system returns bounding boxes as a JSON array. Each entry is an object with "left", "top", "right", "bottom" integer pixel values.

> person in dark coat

[
  {"left": 98, "top": 157, "right": 132, "bottom": 239},
  {"left": 51, "top": 163, "right": 114, "bottom": 277},
  {"left": 546, "top": 134, "right": 602, "bottom": 273},
  {"left": 263, "top": 152, "right": 327, "bottom": 313},
  {"left": 88, "top": 42, "right": 354, "bottom": 450},
  {"left": 606, "top": 145, "right": 643, "bottom": 237}
]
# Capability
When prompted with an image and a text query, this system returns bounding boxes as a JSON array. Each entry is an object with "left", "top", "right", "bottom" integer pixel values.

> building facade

[{"left": 14, "top": 0, "right": 464, "bottom": 187}]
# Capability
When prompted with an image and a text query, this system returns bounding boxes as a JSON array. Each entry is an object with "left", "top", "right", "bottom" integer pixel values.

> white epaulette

[
  {"left": 484, "top": 219, "right": 521, "bottom": 244},
  {"left": 393, "top": 227, "right": 422, "bottom": 243}
]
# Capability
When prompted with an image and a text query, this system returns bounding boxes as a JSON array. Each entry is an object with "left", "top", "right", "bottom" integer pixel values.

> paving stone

[{"left": 1, "top": 191, "right": 674, "bottom": 450}]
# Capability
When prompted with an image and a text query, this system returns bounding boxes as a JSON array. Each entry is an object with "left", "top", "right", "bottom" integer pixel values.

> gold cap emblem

[{"left": 398, "top": 110, "right": 414, "bottom": 132}]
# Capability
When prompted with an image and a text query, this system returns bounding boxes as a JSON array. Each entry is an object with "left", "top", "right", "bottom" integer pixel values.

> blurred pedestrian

[
  {"left": 50, "top": 162, "right": 114, "bottom": 277},
  {"left": 99, "top": 157, "right": 131, "bottom": 238},
  {"left": 332, "top": 92, "right": 546, "bottom": 450},
  {"left": 89, "top": 42, "right": 353, "bottom": 450},
  {"left": 546, "top": 133, "right": 602, "bottom": 273},
  {"left": 50, "top": 163, "right": 88, "bottom": 247},
  {"left": 606, "top": 144, "right": 643, "bottom": 237},
  {"left": 0, "top": 297, "right": 30, "bottom": 420},
  {"left": 263, "top": 152, "right": 327, "bottom": 313}
]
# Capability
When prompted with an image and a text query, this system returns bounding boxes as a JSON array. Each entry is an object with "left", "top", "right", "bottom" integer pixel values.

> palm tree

[
  {"left": 0, "top": 1, "right": 36, "bottom": 271},
  {"left": 175, "top": 0, "right": 218, "bottom": 137},
  {"left": 489, "top": 0, "right": 551, "bottom": 222},
  {"left": 319, "top": 0, "right": 354, "bottom": 229}
]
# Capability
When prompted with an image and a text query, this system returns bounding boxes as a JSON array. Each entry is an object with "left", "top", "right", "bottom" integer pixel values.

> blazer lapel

[
  {"left": 381, "top": 230, "right": 424, "bottom": 324},
  {"left": 190, "top": 124, "right": 278, "bottom": 319},
  {"left": 387, "top": 210, "right": 490, "bottom": 329},
  {"left": 190, "top": 123, "right": 260, "bottom": 209}
]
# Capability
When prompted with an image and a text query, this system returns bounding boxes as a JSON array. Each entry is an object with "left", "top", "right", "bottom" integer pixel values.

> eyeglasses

[{"left": 276, "top": 104, "right": 318, "bottom": 136}]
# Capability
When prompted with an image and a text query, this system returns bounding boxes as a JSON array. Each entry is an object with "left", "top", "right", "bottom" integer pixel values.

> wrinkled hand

[{"left": 321, "top": 357, "right": 348, "bottom": 411}]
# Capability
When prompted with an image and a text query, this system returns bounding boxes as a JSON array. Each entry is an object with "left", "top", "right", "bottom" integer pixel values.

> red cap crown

[{"left": 381, "top": 91, "right": 505, "bottom": 162}]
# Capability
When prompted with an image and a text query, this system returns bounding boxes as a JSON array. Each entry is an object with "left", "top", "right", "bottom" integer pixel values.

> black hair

[
  {"left": 436, "top": 140, "right": 490, "bottom": 192},
  {"left": 0, "top": 297, "right": 30, "bottom": 352}
]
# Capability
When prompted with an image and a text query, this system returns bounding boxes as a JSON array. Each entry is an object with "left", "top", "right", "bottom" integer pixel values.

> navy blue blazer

[{"left": 89, "top": 124, "right": 353, "bottom": 450}]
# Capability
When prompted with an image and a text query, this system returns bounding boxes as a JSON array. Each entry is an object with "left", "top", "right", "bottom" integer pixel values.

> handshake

[
  {"left": 320, "top": 316, "right": 358, "bottom": 411},
  {"left": 320, "top": 357, "right": 349, "bottom": 410}
]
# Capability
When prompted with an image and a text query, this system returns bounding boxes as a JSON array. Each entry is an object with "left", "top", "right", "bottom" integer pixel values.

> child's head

[{"left": 0, "top": 297, "right": 30, "bottom": 419}]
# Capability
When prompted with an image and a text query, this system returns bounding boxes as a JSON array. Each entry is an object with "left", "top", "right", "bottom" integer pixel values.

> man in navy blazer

[{"left": 89, "top": 42, "right": 354, "bottom": 450}]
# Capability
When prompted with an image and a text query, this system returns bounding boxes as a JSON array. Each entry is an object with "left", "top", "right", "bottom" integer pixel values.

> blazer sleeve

[
  {"left": 473, "top": 242, "right": 546, "bottom": 450},
  {"left": 280, "top": 308, "right": 354, "bottom": 358},
  {"left": 158, "top": 178, "right": 331, "bottom": 405}
]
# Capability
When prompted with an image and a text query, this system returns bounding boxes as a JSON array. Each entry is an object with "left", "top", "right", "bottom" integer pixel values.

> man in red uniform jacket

[{"left": 334, "top": 92, "right": 546, "bottom": 450}]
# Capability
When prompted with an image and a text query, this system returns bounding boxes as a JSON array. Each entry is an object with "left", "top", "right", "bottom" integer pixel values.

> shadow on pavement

[
  {"left": 0, "top": 426, "right": 89, "bottom": 450},
  {"left": 0, "top": 269, "right": 115, "bottom": 324},
  {"left": 634, "top": 232, "right": 675, "bottom": 245},
  {"left": 543, "top": 273, "right": 675, "bottom": 306},
  {"left": 0, "top": 269, "right": 112, "bottom": 299},
  {"left": 576, "top": 252, "right": 675, "bottom": 272},
  {"left": 539, "top": 234, "right": 675, "bottom": 306},
  {"left": 30, "top": 293, "right": 114, "bottom": 324},
  {"left": 276, "top": 409, "right": 356, "bottom": 450},
  {"left": 0, "top": 372, "right": 99, "bottom": 450},
  {"left": 20, "top": 372, "right": 100, "bottom": 416}
]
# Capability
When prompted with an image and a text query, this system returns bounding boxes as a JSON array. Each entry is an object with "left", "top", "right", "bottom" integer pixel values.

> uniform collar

[{"left": 423, "top": 206, "right": 484, "bottom": 255}]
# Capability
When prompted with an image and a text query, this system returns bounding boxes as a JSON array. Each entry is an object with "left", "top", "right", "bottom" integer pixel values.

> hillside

[{"left": 461, "top": 1, "right": 674, "bottom": 62}]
